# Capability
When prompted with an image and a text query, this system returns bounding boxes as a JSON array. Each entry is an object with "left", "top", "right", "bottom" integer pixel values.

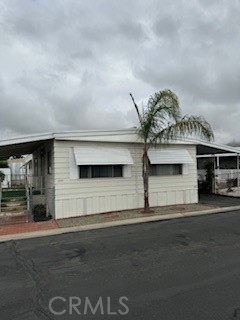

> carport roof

[
  {"left": 0, "top": 133, "right": 53, "bottom": 158},
  {"left": 196, "top": 140, "right": 240, "bottom": 155},
  {"left": 0, "top": 129, "right": 239, "bottom": 159},
  {"left": 0, "top": 129, "right": 139, "bottom": 158}
]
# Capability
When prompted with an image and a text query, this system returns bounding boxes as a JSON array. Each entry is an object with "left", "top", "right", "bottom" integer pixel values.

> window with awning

[
  {"left": 73, "top": 146, "right": 134, "bottom": 165},
  {"left": 148, "top": 148, "right": 193, "bottom": 176},
  {"left": 148, "top": 148, "right": 194, "bottom": 164},
  {"left": 69, "top": 146, "right": 133, "bottom": 179}
]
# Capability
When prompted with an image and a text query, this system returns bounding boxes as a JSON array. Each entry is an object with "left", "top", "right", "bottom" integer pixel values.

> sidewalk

[
  {"left": 1, "top": 196, "right": 240, "bottom": 242},
  {"left": 0, "top": 220, "right": 58, "bottom": 236}
]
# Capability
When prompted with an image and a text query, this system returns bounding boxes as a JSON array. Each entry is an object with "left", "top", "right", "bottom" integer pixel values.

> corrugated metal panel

[
  {"left": 73, "top": 146, "right": 134, "bottom": 165},
  {"left": 148, "top": 148, "right": 194, "bottom": 164}
]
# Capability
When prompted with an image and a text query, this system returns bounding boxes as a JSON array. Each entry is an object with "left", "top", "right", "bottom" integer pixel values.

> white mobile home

[
  {"left": 0, "top": 129, "right": 237, "bottom": 219},
  {"left": 54, "top": 139, "right": 197, "bottom": 219}
]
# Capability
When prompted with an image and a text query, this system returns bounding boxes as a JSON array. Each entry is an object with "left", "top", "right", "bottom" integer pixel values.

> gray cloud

[
  {"left": 0, "top": 0, "right": 239, "bottom": 143},
  {"left": 154, "top": 14, "right": 180, "bottom": 41}
]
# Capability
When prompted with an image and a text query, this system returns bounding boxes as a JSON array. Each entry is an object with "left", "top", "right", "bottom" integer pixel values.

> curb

[{"left": 1, "top": 205, "right": 240, "bottom": 243}]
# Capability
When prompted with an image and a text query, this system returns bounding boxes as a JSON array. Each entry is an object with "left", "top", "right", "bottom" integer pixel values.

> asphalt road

[{"left": 2, "top": 212, "right": 240, "bottom": 319}]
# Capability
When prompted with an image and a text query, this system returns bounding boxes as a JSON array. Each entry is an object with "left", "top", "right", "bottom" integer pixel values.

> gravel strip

[{"left": 57, "top": 203, "right": 218, "bottom": 228}]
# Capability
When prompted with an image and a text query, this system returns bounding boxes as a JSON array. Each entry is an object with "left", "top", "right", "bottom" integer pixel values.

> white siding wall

[{"left": 54, "top": 140, "right": 198, "bottom": 219}]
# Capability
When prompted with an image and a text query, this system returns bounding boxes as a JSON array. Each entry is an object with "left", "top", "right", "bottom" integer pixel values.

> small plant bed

[
  {"left": 1, "top": 196, "right": 26, "bottom": 202},
  {"left": 2, "top": 189, "right": 26, "bottom": 198},
  {"left": 33, "top": 204, "right": 52, "bottom": 222},
  {"left": 32, "top": 189, "right": 41, "bottom": 195}
]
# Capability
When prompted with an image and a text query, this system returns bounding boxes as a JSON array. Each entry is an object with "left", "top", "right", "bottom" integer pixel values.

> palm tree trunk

[{"left": 142, "top": 148, "right": 150, "bottom": 212}]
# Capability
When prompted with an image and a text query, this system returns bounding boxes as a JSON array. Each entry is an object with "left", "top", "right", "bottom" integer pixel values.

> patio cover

[{"left": 0, "top": 134, "right": 53, "bottom": 159}]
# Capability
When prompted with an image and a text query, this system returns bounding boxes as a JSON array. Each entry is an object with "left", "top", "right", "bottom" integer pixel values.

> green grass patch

[
  {"left": 32, "top": 190, "right": 41, "bottom": 195},
  {"left": 2, "top": 189, "right": 26, "bottom": 198}
]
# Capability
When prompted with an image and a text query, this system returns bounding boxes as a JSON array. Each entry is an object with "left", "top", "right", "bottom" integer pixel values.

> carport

[
  {"left": 196, "top": 140, "right": 240, "bottom": 196},
  {"left": 0, "top": 133, "right": 55, "bottom": 221}
]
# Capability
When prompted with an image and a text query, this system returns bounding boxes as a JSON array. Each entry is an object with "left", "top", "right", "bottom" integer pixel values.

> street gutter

[{"left": 1, "top": 205, "right": 240, "bottom": 243}]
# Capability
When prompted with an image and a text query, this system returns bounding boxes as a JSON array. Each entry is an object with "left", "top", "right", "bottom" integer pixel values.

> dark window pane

[
  {"left": 102, "top": 165, "right": 112, "bottom": 177},
  {"left": 92, "top": 165, "right": 100, "bottom": 178},
  {"left": 150, "top": 164, "right": 182, "bottom": 176},
  {"left": 173, "top": 164, "right": 182, "bottom": 175},
  {"left": 149, "top": 165, "right": 157, "bottom": 176},
  {"left": 92, "top": 165, "right": 111, "bottom": 178},
  {"left": 80, "top": 166, "right": 90, "bottom": 178},
  {"left": 79, "top": 165, "right": 123, "bottom": 178},
  {"left": 92, "top": 165, "right": 112, "bottom": 178},
  {"left": 114, "top": 165, "right": 123, "bottom": 177}
]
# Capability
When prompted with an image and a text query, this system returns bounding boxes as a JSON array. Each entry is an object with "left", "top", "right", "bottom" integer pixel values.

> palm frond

[
  {"left": 130, "top": 89, "right": 214, "bottom": 147},
  {"left": 137, "top": 90, "right": 182, "bottom": 142},
  {"left": 147, "top": 89, "right": 181, "bottom": 123},
  {"left": 151, "top": 115, "right": 214, "bottom": 144}
]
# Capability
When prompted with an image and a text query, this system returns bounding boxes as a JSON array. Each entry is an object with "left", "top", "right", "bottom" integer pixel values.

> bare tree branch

[{"left": 130, "top": 93, "right": 142, "bottom": 125}]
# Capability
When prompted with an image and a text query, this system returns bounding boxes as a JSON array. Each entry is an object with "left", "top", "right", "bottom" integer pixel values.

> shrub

[
  {"left": 0, "top": 171, "right": 5, "bottom": 183},
  {"left": 33, "top": 204, "right": 46, "bottom": 215},
  {"left": 204, "top": 162, "right": 215, "bottom": 194},
  {"left": 0, "top": 160, "right": 8, "bottom": 168}
]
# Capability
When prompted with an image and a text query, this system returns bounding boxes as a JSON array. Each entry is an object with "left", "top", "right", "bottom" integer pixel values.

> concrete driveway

[
  {"left": 199, "top": 193, "right": 240, "bottom": 207},
  {"left": 2, "top": 210, "right": 240, "bottom": 319}
]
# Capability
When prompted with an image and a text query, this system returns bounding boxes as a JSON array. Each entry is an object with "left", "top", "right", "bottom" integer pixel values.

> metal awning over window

[
  {"left": 148, "top": 148, "right": 194, "bottom": 164},
  {"left": 73, "top": 146, "right": 134, "bottom": 165}
]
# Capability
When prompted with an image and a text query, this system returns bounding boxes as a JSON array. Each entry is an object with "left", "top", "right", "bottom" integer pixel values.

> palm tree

[{"left": 130, "top": 89, "right": 214, "bottom": 213}]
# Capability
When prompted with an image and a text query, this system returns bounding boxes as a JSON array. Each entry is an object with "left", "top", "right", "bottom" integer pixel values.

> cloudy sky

[{"left": 0, "top": 0, "right": 239, "bottom": 143}]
